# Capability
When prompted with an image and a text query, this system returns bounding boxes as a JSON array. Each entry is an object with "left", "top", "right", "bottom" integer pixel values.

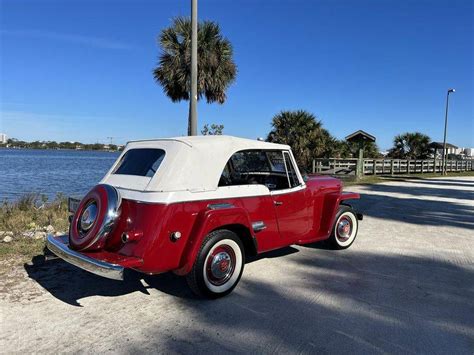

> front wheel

[
  {"left": 186, "top": 229, "right": 245, "bottom": 298},
  {"left": 329, "top": 205, "right": 359, "bottom": 249}
]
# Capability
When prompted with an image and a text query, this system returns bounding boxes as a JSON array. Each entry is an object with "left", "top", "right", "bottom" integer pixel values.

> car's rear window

[{"left": 112, "top": 148, "right": 165, "bottom": 177}]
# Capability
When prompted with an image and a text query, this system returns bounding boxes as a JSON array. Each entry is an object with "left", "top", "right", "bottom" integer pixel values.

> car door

[
  {"left": 217, "top": 150, "right": 282, "bottom": 252},
  {"left": 270, "top": 151, "right": 311, "bottom": 243}
]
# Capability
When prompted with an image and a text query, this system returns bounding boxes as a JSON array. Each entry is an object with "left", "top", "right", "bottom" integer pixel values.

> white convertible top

[{"left": 101, "top": 135, "right": 292, "bottom": 193}]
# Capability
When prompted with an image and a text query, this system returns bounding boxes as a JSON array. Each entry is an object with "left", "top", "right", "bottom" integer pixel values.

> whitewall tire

[
  {"left": 329, "top": 206, "right": 359, "bottom": 249},
  {"left": 186, "top": 229, "right": 245, "bottom": 298}
]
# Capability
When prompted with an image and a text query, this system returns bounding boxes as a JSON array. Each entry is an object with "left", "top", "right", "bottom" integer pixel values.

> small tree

[
  {"left": 388, "top": 132, "right": 432, "bottom": 159},
  {"left": 267, "top": 110, "right": 335, "bottom": 170},
  {"left": 201, "top": 124, "right": 224, "bottom": 135},
  {"left": 154, "top": 17, "right": 237, "bottom": 135}
]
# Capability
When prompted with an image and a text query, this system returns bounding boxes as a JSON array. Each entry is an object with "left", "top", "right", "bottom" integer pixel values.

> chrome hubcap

[
  {"left": 337, "top": 217, "right": 352, "bottom": 241},
  {"left": 80, "top": 202, "right": 97, "bottom": 232},
  {"left": 206, "top": 246, "right": 235, "bottom": 286}
]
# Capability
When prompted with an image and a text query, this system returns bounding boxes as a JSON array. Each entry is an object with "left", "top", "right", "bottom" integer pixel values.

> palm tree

[
  {"left": 267, "top": 110, "right": 335, "bottom": 170},
  {"left": 154, "top": 17, "right": 237, "bottom": 135},
  {"left": 388, "top": 132, "right": 432, "bottom": 159}
]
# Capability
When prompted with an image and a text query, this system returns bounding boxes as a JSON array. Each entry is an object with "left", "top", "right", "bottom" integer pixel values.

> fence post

[
  {"left": 390, "top": 159, "right": 394, "bottom": 176},
  {"left": 407, "top": 160, "right": 410, "bottom": 175},
  {"left": 312, "top": 159, "right": 315, "bottom": 174},
  {"left": 421, "top": 160, "right": 425, "bottom": 174},
  {"left": 373, "top": 160, "right": 377, "bottom": 175}
]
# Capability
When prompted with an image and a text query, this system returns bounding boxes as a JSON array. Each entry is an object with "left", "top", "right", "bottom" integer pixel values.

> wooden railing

[{"left": 312, "top": 158, "right": 474, "bottom": 176}]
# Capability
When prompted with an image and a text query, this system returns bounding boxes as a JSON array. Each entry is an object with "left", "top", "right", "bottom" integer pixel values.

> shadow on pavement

[
  {"left": 136, "top": 251, "right": 473, "bottom": 354},
  {"left": 362, "top": 183, "right": 474, "bottom": 201},
  {"left": 24, "top": 256, "right": 150, "bottom": 306},
  {"left": 23, "top": 246, "right": 301, "bottom": 306},
  {"left": 351, "top": 194, "right": 474, "bottom": 230},
  {"left": 24, "top": 248, "right": 474, "bottom": 353}
]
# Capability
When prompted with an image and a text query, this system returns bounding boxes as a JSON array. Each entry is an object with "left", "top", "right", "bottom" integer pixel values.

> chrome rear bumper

[{"left": 46, "top": 234, "right": 124, "bottom": 281}]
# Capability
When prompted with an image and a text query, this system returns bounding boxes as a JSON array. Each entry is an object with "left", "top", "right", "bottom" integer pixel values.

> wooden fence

[{"left": 312, "top": 158, "right": 474, "bottom": 176}]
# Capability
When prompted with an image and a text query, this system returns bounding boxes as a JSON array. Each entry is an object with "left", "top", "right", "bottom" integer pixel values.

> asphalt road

[{"left": 1, "top": 176, "right": 473, "bottom": 354}]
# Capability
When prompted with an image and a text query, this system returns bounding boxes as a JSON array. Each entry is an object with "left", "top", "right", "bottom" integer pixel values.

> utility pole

[
  {"left": 441, "top": 88, "right": 455, "bottom": 175},
  {"left": 189, "top": 0, "right": 198, "bottom": 136}
]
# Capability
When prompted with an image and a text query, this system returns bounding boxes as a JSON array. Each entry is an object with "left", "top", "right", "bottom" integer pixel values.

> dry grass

[{"left": 0, "top": 194, "right": 69, "bottom": 264}]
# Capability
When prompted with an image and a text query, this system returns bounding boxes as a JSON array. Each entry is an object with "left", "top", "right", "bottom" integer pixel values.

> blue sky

[{"left": 0, "top": 0, "right": 472, "bottom": 150}]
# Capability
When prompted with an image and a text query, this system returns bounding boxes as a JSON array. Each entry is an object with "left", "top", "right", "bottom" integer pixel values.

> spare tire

[{"left": 69, "top": 184, "right": 121, "bottom": 251}]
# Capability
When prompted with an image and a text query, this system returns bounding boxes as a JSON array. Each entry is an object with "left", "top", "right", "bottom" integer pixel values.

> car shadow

[
  {"left": 24, "top": 255, "right": 150, "bottom": 306},
  {"left": 23, "top": 245, "right": 303, "bottom": 306}
]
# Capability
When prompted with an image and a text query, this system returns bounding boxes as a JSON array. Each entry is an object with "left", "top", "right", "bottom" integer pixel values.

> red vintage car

[{"left": 47, "top": 136, "right": 362, "bottom": 298}]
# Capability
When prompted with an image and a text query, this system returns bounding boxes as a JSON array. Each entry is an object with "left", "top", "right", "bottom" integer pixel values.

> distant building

[
  {"left": 0, "top": 133, "right": 7, "bottom": 144},
  {"left": 464, "top": 148, "right": 474, "bottom": 157},
  {"left": 429, "top": 142, "right": 458, "bottom": 158},
  {"left": 429, "top": 142, "right": 474, "bottom": 159}
]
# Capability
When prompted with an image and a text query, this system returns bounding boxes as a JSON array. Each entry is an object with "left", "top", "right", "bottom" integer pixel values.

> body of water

[{"left": 0, "top": 149, "right": 120, "bottom": 201}]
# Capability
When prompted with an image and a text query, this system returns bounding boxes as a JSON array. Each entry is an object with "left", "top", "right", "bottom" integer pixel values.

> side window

[
  {"left": 218, "top": 150, "right": 297, "bottom": 191},
  {"left": 283, "top": 152, "right": 300, "bottom": 188},
  {"left": 230, "top": 151, "right": 270, "bottom": 173},
  {"left": 266, "top": 151, "right": 285, "bottom": 173}
]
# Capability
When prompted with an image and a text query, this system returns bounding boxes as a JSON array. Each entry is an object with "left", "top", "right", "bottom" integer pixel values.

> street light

[
  {"left": 189, "top": 0, "right": 198, "bottom": 136},
  {"left": 441, "top": 88, "right": 455, "bottom": 175}
]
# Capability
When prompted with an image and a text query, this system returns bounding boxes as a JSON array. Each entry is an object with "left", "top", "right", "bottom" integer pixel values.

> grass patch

[
  {"left": 0, "top": 194, "right": 69, "bottom": 264},
  {"left": 0, "top": 237, "right": 46, "bottom": 261}
]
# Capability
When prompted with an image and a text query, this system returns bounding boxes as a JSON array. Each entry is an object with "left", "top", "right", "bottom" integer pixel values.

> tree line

[
  {"left": 265, "top": 110, "right": 436, "bottom": 171},
  {"left": 0, "top": 139, "right": 121, "bottom": 151}
]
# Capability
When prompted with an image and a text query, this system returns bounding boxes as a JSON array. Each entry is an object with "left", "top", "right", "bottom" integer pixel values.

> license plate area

[{"left": 68, "top": 197, "right": 81, "bottom": 214}]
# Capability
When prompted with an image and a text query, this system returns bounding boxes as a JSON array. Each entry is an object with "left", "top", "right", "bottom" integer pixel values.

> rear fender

[{"left": 174, "top": 205, "right": 252, "bottom": 275}]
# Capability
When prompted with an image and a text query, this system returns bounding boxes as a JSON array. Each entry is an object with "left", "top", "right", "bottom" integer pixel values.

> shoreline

[{"left": 0, "top": 147, "right": 120, "bottom": 152}]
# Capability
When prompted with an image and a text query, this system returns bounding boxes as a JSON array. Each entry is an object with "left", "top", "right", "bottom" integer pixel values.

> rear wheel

[
  {"left": 329, "top": 205, "right": 359, "bottom": 249},
  {"left": 186, "top": 229, "right": 245, "bottom": 298}
]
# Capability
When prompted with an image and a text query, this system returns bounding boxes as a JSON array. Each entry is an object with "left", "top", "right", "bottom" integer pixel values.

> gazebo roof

[{"left": 345, "top": 130, "right": 376, "bottom": 143}]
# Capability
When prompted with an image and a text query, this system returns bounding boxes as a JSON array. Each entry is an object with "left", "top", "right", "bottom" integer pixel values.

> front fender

[
  {"left": 317, "top": 191, "right": 361, "bottom": 239},
  {"left": 174, "top": 205, "right": 252, "bottom": 275}
]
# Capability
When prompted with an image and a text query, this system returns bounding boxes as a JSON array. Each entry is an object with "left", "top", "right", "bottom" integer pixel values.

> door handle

[{"left": 274, "top": 201, "right": 283, "bottom": 206}]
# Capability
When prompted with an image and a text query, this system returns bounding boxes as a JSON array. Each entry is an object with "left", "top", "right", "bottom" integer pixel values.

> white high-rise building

[{"left": 0, "top": 133, "right": 7, "bottom": 144}]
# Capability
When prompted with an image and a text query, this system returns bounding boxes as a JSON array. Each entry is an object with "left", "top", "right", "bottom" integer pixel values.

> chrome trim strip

[
  {"left": 207, "top": 202, "right": 234, "bottom": 210},
  {"left": 252, "top": 221, "right": 267, "bottom": 232},
  {"left": 282, "top": 152, "right": 292, "bottom": 189},
  {"left": 46, "top": 234, "right": 124, "bottom": 281}
]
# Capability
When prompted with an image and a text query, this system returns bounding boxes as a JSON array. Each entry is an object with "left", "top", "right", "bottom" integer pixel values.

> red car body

[{"left": 47, "top": 136, "right": 361, "bottom": 297}]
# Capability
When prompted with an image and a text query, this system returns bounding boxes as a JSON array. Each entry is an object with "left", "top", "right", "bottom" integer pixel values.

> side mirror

[{"left": 303, "top": 174, "right": 309, "bottom": 182}]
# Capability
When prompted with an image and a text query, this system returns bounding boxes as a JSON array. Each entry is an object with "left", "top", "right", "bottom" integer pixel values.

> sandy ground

[{"left": 1, "top": 176, "right": 473, "bottom": 354}]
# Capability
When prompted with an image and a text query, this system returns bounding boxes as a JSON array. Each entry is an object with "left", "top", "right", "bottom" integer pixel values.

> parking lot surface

[{"left": 1, "top": 176, "right": 473, "bottom": 354}]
